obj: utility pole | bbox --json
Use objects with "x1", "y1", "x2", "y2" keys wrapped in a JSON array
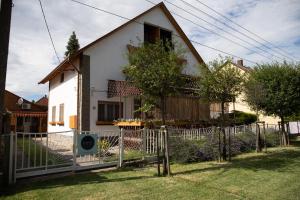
[
  {"x1": 0, "y1": 0, "x2": 13, "y2": 187},
  {"x1": 0, "y1": 0, "x2": 12, "y2": 133}
]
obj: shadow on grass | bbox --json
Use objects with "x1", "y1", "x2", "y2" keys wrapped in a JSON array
[
  {"x1": 173, "y1": 142, "x2": 300, "y2": 176},
  {"x1": 3, "y1": 167, "x2": 159, "y2": 197}
]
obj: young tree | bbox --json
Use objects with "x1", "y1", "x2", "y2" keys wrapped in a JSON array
[
  {"x1": 123, "y1": 41, "x2": 187, "y2": 175},
  {"x1": 123, "y1": 41, "x2": 186, "y2": 125},
  {"x1": 244, "y1": 62, "x2": 300, "y2": 146},
  {"x1": 198, "y1": 56, "x2": 245, "y2": 161},
  {"x1": 65, "y1": 31, "x2": 80, "y2": 57}
]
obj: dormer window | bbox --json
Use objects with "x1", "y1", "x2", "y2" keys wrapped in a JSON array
[{"x1": 60, "y1": 73, "x2": 64, "y2": 83}]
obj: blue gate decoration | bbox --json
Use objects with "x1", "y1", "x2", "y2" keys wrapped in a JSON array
[{"x1": 77, "y1": 134, "x2": 98, "y2": 156}]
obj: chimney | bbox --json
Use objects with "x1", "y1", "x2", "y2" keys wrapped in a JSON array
[{"x1": 237, "y1": 59, "x2": 243, "y2": 66}]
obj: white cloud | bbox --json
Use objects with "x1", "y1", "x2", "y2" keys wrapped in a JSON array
[{"x1": 6, "y1": 0, "x2": 300, "y2": 100}]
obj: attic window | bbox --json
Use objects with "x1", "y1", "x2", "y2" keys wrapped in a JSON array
[
  {"x1": 144, "y1": 24, "x2": 172, "y2": 48},
  {"x1": 60, "y1": 73, "x2": 64, "y2": 83},
  {"x1": 160, "y1": 29, "x2": 172, "y2": 46},
  {"x1": 144, "y1": 24, "x2": 159, "y2": 44}
]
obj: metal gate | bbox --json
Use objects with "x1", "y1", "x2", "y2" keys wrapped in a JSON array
[{"x1": 9, "y1": 129, "x2": 123, "y2": 183}]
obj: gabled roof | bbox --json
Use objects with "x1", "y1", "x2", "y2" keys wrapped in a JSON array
[
  {"x1": 39, "y1": 2, "x2": 205, "y2": 84},
  {"x1": 4, "y1": 90, "x2": 47, "y2": 112},
  {"x1": 231, "y1": 62, "x2": 252, "y2": 72},
  {"x1": 36, "y1": 95, "x2": 48, "y2": 107}
]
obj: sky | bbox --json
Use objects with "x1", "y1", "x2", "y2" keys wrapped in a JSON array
[{"x1": 6, "y1": 0, "x2": 300, "y2": 100}]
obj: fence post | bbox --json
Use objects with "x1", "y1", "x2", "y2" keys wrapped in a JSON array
[
  {"x1": 286, "y1": 122, "x2": 290, "y2": 146},
  {"x1": 118, "y1": 128, "x2": 124, "y2": 168},
  {"x1": 142, "y1": 128, "x2": 146, "y2": 160},
  {"x1": 8, "y1": 132, "x2": 14, "y2": 184},
  {"x1": 156, "y1": 130, "x2": 160, "y2": 176},
  {"x1": 263, "y1": 122, "x2": 267, "y2": 152},
  {"x1": 228, "y1": 127, "x2": 231, "y2": 161},
  {"x1": 163, "y1": 126, "x2": 171, "y2": 176}
]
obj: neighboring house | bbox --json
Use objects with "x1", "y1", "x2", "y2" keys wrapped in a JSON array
[
  {"x1": 4, "y1": 90, "x2": 48, "y2": 132},
  {"x1": 36, "y1": 95, "x2": 48, "y2": 107},
  {"x1": 210, "y1": 59, "x2": 280, "y2": 124},
  {"x1": 39, "y1": 2, "x2": 210, "y2": 133}
]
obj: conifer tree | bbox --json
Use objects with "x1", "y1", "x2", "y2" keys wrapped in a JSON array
[{"x1": 65, "y1": 31, "x2": 80, "y2": 57}]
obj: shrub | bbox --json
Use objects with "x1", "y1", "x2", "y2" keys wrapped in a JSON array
[
  {"x1": 232, "y1": 130, "x2": 256, "y2": 152},
  {"x1": 169, "y1": 137, "x2": 200, "y2": 163},
  {"x1": 168, "y1": 128, "x2": 279, "y2": 164},
  {"x1": 98, "y1": 139, "x2": 110, "y2": 153},
  {"x1": 169, "y1": 132, "x2": 220, "y2": 163},
  {"x1": 265, "y1": 131, "x2": 280, "y2": 147},
  {"x1": 215, "y1": 111, "x2": 257, "y2": 125}
]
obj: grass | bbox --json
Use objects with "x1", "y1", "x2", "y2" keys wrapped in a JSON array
[
  {"x1": 2, "y1": 138, "x2": 300, "y2": 200},
  {"x1": 17, "y1": 138, "x2": 70, "y2": 167}
]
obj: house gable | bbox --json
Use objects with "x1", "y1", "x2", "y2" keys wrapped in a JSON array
[{"x1": 39, "y1": 2, "x2": 204, "y2": 84}]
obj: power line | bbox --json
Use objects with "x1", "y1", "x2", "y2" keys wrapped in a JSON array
[
  {"x1": 193, "y1": 0, "x2": 298, "y2": 61},
  {"x1": 38, "y1": 0, "x2": 60, "y2": 63},
  {"x1": 179, "y1": 0, "x2": 292, "y2": 60},
  {"x1": 163, "y1": 0, "x2": 284, "y2": 62},
  {"x1": 69, "y1": 0, "x2": 258, "y2": 64},
  {"x1": 145, "y1": 0, "x2": 275, "y2": 62}
]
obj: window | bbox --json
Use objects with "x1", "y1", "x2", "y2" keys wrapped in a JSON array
[
  {"x1": 144, "y1": 24, "x2": 159, "y2": 44},
  {"x1": 98, "y1": 101, "x2": 123, "y2": 121},
  {"x1": 59, "y1": 104, "x2": 64, "y2": 122},
  {"x1": 60, "y1": 73, "x2": 64, "y2": 83},
  {"x1": 144, "y1": 24, "x2": 172, "y2": 48},
  {"x1": 160, "y1": 28, "x2": 172, "y2": 49},
  {"x1": 52, "y1": 106, "x2": 56, "y2": 122}
]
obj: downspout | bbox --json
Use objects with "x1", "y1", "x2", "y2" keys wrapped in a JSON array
[
  {"x1": 67, "y1": 55, "x2": 81, "y2": 131},
  {"x1": 77, "y1": 71, "x2": 81, "y2": 131}
]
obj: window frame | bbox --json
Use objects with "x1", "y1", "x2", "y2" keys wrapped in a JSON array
[
  {"x1": 59, "y1": 103, "x2": 64, "y2": 122},
  {"x1": 97, "y1": 101, "x2": 123, "y2": 122},
  {"x1": 51, "y1": 106, "x2": 56, "y2": 122},
  {"x1": 144, "y1": 23, "x2": 173, "y2": 46}
]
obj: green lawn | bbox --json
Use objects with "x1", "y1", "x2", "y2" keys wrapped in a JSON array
[{"x1": 2, "y1": 139, "x2": 300, "y2": 200}]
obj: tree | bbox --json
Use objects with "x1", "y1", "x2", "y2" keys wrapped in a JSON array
[
  {"x1": 198, "y1": 56, "x2": 245, "y2": 161},
  {"x1": 123, "y1": 41, "x2": 187, "y2": 175},
  {"x1": 65, "y1": 31, "x2": 80, "y2": 57},
  {"x1": 244, "y1": 62, "x2": 300, "y2": 146},
  {"x1": 123, "y1": 41, "x2": 186, "y2": 125}
]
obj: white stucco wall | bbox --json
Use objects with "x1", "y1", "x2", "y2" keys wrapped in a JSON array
[
  {"x1": 48, "y1": 68, "x2": 78, "y2": 133},
  {"x1": 228, "y1": 97, "x2": 280, "y2": 124},
  {"x1": 84, "y1": 7, "x2": 202, "y2": 132}
]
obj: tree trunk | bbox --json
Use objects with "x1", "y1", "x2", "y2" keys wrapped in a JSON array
[
  {"x1": 228, "y1": 127, "x2": 232, "y2": 161},
  {"x1": 280, "y1": 116, "x2": 287, "y2": 146},
  {"x1": 256, "y1": 123, "x2": 262, "y2": 152},
  {"x1": 221, "y1": 102, "x2": 226, "y2": 161},
  {"x1": 218, "y1": 129, "x2": 221, "y2": 162},
  {"x1": 160, "y1": 96, "x2": 168, "y2": 175},
  {"x1": 160, "y1": 96, "x2": 166, "y2": 125}
]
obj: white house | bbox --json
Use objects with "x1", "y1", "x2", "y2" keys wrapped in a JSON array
[
  {"x1": 228, "y1": 60, "x2": 280, "y2": 124},
  {"x1": 39, "y1": 2, "x2": 209, "y2": 133},
  {"x1": 210, "y1": 59, "x2": 280, "y2": 124}
]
